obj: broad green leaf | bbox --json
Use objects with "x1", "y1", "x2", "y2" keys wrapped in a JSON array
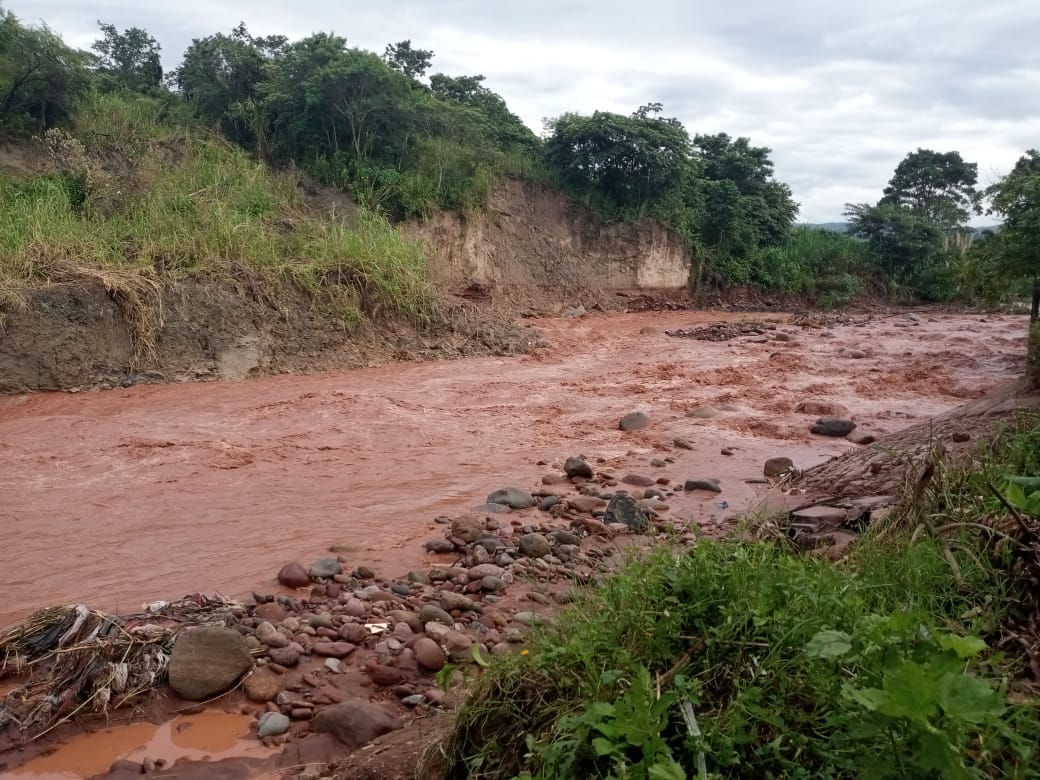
[
  {"x1": 647, "y1": 758, "x2": 687, "y2": 780},
  {"x1": 592, "y1": 736, "x2": 616, "y2": 757},
  {"x1": 936, "y1": 672, "x2": 1005, "y2": 723},
  {"x1": 880, "y1": 661, "x2": 938, "y2": 722},
  {"x1": 806, "y1": 629, "x2": 853, "y2": 659},
  {"x1": 936, "y1": 632, "x2": 987, "y2": 660}
]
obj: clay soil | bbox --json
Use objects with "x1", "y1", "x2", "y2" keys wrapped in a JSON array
[{"x1": 0, "y1": 307, "x2": 1030, "y2": 779}]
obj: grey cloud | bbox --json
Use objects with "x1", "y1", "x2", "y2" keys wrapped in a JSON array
[{"x1": 6, "y1": 0, "x2": 1037, "y2": 222}]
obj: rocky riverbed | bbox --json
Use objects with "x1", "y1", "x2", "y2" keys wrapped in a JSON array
[{"x1": 0, "y1": 308, "x2": 1029, "y2": 778}]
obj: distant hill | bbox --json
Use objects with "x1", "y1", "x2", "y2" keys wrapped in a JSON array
[{"x1": 801, "y1": 222, "x2": 1001, "y2": 236}]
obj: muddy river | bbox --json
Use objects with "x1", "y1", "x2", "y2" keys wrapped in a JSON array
[{"x1": 0, "y1": 310, "x2": 1027, "y2": 628}]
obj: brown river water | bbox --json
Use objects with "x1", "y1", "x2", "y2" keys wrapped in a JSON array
[{"x1": 0, "y1": 310, "x2": 1027, "y2": 631}]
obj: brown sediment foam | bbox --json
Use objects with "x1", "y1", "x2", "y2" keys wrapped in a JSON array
[{"x1": 0, "y1": 311, "x2": 1028, "y2": 626}]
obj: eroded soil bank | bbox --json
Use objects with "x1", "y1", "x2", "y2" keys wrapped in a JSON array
[{"x1": 0, "y1": 309, "x2": 1026, "y2": 629}]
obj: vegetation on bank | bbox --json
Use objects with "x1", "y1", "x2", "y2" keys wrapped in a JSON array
[
  {"x1": 436, "y1": 415, "x2": 1040, "y2": 779},
  {"x1": 3, "y1": 8, "x2": 1039, "y2": 310}
]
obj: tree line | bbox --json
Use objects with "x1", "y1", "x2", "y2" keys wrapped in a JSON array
[{"x1": 1, "y1": 7, "x2": 1037, "y2": 312}]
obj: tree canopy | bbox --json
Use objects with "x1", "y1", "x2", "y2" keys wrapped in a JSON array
[
  {"x1": 91, "y1": 22, "x2": 163, "y2": 92},
  {"x1": 879, "y1": 148, "x2": 981, "y2": 230}
]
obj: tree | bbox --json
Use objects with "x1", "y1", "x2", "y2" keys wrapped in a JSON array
[
  {"x1": 0, "y1": 9, "x2": 90, "y2": 134},
  {"x1": 845, "y1": 201, "x2": 944, "y2": 286},
  {"x1": 429, "y1": 73, "x2": 537, "y2": 154},
  {"x1": 988, "y1": 149, "x2": 1040, "y2": 322},
  {"x1": 91, "y1": 22, "x2": 163, "y2": 92},
  {"x1": 383, "y1": 40, "x2": 433, "y2": 80},
  {"x1": 544, "y1": 109, "x2": 693, "y2": 218},
  {"x1": 175, "y1": 24, "x2": 286, "y2": 151},
  {"x1": 879, "y1": 148, "x2": 981, "y2": 230}
]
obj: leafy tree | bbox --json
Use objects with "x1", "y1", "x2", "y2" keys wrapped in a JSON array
[
  {"x1": 429, "y1": 73, "x2": 538, "y2": 154},
  {"x1": 544, "y1": 109, "x2": 693, "y2": 218},
  {"x1": 988, "y1": 149, "x2": 1040, "y2": 322},
  {"x1": 844, "y1": 202, "x2": 945, "y2": 295},
  {"x1": 175, "y1": 24, "x2": 286, "y2": 151},
  {"x1": 260, "y1": 34, "x2": 412, "y2": 160},
  {"x1": 691, "y1": 133, "x2": 798, "y2": 280},
  {"x1": 0, "y1": 9, "x2": 90, "y2": 134},
  {"x1": 91, "y1": 22, "x2": 163, "y2": 92},
  {"x1": 879, "y1": 148, "x2": 981, "y2": 230},
  {"x1": 383, "y1": 40, "x2": 433, "y2": 80}
]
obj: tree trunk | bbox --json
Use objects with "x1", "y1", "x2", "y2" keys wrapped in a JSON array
[
  {"x1": 1028, "y1": 320, "x2": 1040, "y2": 392},
  {"x1": 1031, "y1": 277, "x2": 1039, "y2": 324}
]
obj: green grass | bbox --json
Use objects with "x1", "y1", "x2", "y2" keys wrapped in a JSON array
[
  {"x1": 0, "y1": 92, "x2": 434, "y2": 344},
  {"x1": 438, "y1": 417, "x2": 1040, "y2": 780}
]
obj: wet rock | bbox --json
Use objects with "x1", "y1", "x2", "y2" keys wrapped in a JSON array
[
  {"x1": 451, "y1": 514, "x2": 483, "y2": 543},
  {"x1": 468, "y1": 564, "x2": 505, "y2": 579},
  {"x1": 604, "y1": 494, "x2": 650, "y2": 532},
  {"x1": 424, "y1": 538, "x2": 456, "y2": 554},
  {"x1": 244, "y1": 669, "x2": 281, "y2": 703},
  {"x1": 621, "y1": 474, "x2": 655, "y2": 487},
  {"x1": 487, "y1": 487, "x2": 536, "y2": 510},
  {"x1": 311, "y1": 700, "x2": 403, "y2": 749},
  {"x1": 312, "y1": 642, "x2": 356, "y2": 659},
  {"x1": 841, "y1": 348, "x2": 867, "y2": 359},
  {"x1": 538, "y1": 496, "x2": 560, "y2": 511},
  {"x1": 568, "y1": 496, "x2": 607, "y2": 516},
  {"x1": 253, "y1": 602, "x2": 289, "y2": 623},
  {"x1": 619, "y1": 411, "x2": 649, "y2": 431},
  {"x1": 277, "y1": 562, "x2": 310, "y2": 589},
  {"x1": 258, "y1": 711, "x2": 291, "y2": 738},
  {"x1": 268, "y1": 646, "x2": 301, "y2": 667},
  {"x1": 549, "y1": 529, "x2": 581, "y2": 546},
  {"x1": 440, "y1": 591, "x2": 478, "y2": 612},
  {"x1": 564, "y1": 457, "x2": 594, "y2": 479},
  {"x1": 951, "y1": 431, "x2": 971, "y2": 443},
  {"x1": 673, "y1": 437, "x2": 694, "y2": 450},
  {"x1": 309, "y1": 558, "x2": 342, "y2": 579},
  {"x1": 482, "y1": 576, "x2": 506, "y2": 593},
  {"x1": 354, "y1": 565, "x2": 375, "y2": 580},
  {"x1": 256, "y1": 621, "x2": 289, "y2": 648},
  {"x1": 518, "y1": 533, "x2": 551, "y2": 558},
  {"x1": 542, "y1": 473, "x2": 570, "y2": 485},
  {"x1": 342, "y1": 598, "x2": 367, "y2": 618},
  {"x1": 475, "y1": 535, "x2": 506, "y2": 554},
  {"x1": 811, "y1": 418, "x2": 857, "y2": 437},
  {"x1": 444, "y1": 630, "x2": 474, "y2": 660},
  {"x1": 686, "y1": 405, "x2": 718, "y2": 419},
  {"x1": 169, "y1": 627, "x2": 253, "y2": 701},
  {"x1": 847, "y1": 431, "x2": 877, "y2": 445},
  {"x1": 764, "y1": 457, "x2": 794, "y2": 477},
  {"x1": 365, "y1": 661, "x2": 407, "y2": 687},
  {"x1": 414, "y1": 637, "x2": 448, "y2": 671},
  {"x1": 684, "y1": 479, "x2": 722, "y2": 493}
]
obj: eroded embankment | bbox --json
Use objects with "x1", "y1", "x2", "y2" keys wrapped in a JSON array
[{"x1": 0, "y1": 309, "x2": 1026, "y2": 628}]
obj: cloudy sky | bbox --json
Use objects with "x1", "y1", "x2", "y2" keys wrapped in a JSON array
[{"x1": 9, "y1": 0, "x2": 1040, "y2": 222}]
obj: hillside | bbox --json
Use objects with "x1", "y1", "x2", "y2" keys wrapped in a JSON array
[{"x1": 0, "y1": 96, "x2": 693, "y2": 393}]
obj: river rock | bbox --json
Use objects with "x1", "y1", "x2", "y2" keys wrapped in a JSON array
[
  {"x1": 255, "y1": 621, "x2": 289, "y2": 648},
  {"x1": 168, "y1": 627, "x2": 253, "y2": 701},
  {"x1": 468, "y1": 563, "x2": 505, "y2": 579},
  {"x1": 253, "y1": 602, "x2": 289, "y2": 623},
  {"x1": 451, "y1": 514, "x2": 483, "y2": 543},
  {"x1": 440, "y1": 591, "x2": 478, "y2": 612},
  {"x1": 841, "y1": 348, "x2": 868, "y2": 359},
  {"x1": 365, "y1": 661, "x2": 407, "y2": 687},
  {"x1": 621, "y1": 473, "x2": 655, "y2": 487},
  {"x1": 257, "y1": 712, "x2": 291, "y2": 738},
  {"x1": 486, "y1": 488, "x2": 536, "y2": 510},
  {"x1": 424, "y1": 538, "x2": 456, "y2": 553},
  {"x1": 311, "y1": 700, "x2": 403, "y2": 748},
  {"x1": 549, "y1": 529, "x2": 581, "y2": 546},
  {"x1": 419, "y1": 604, "x2": 454, "y2": 626},
  {"x1": 568, "y1": 495, "x2": 607, "y2": 513},
  {"x1": 811, "y1": 418, "x2": 857, "y2": 437},
  {"x1": 277, "y1": 562, "x2": 310, "y2": 589},
  {"x1": 673, "y1": 437, "x2": 694, "y2": 450},
  {"x1": 309, "y1": 557, "x2": 342, "y2": 579},
  {"x1": 268, "y1": 646, "x2": 300, "y2": 667},
  {"x1": 413, "y1": 637, "x2": 448, "y2": 671},
  {"x1": 444, "y1": 630, "x2": 474, "y2": 660},
  {"x1": 244, "y1": 669, "x2": 281, "y2": 703},
  {"x1": 313, "y1": 642, "x2": 356, "y2": 658},
  {"x1": 482, "y1": 575, "x2": 506, "y2": 593},
  {"x1": 847, "y1": 431, "x2": 877, "y2": 445},
  {"x1": 563, "y1": 456, "x2": 594, "y2": 478},
  {"x1": 763, "y1": 457, "x2": 794, "y2": 477},
  {"x1": 604, "y1": 494, "x2": 650, "y2": 531},
  {"x1": 518, "y1": 533, "x2": 551, "y2": 558},
  {"x1": 619, "y1": 412, "x2": 649, "y2": 431},
  {"x1": 684, "y1": 479, "x2": 722, "y2": 493}
]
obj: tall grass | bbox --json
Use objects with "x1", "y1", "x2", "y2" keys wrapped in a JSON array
[
  {"x1": 0, "y1": 93, "x2": 434, "y2": 328},
  {"x1": 757, "y1": 226, "x2": 876, "y2": 306}
]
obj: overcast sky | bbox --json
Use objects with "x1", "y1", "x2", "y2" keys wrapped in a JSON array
[{"x1": 9, "y1": 0, "x2": 1040, "y2": 223}]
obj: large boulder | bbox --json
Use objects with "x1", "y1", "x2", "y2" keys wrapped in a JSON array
[
  {"x1": 619, "y1": 412, "x2": 649, "y2": 431},
  {"x1": 312, "y1": 700, "x2": 403, "y2": 749},
  {"x1": 811, "y1": 418, "x2": 857, "y2": 437},
  {"x1": 604, "y1": 494, "x2": 650, "y2": 531},
  {"x1": 168, "y1": 627, "x2": 253, "y2": 700},
  {"x1": 563, "y1": 457, "x2": 594, "y2": 479},
  {"x1": 486, "y1": 487, "x2": 535, "y2": 510}
]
